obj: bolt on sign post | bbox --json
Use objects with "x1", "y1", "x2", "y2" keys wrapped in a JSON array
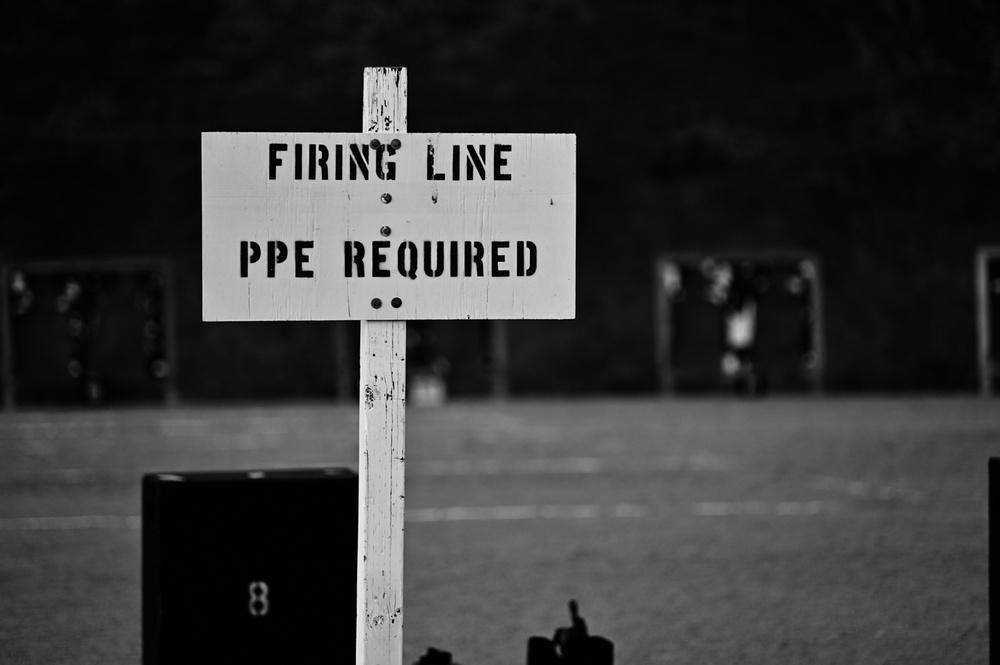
[{"x1": 202, "y1": 67, "x2": 576, "y2": 665}]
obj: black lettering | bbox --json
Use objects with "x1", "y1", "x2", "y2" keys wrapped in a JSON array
[
  {"x1": 492, "y1": 241, "x2": 510, "y2": 277},
  {"x1": 427, "y1": 145, "x2": 445, "y2": 180},
  {"x1": 466, "y1": 145, "x2": 487, "y2": 180},
  {"x1": 518, "y1": 240, "x2": 537, "y2": 276},
  {"x1": 316, "y1": 146, "x2": 329, "y2": 180},
  {"x1": 267, "y1": 241, "x2": 288, "y2": 278},
  {"x1": 268, "y1": 144, "x2": 287, "y2": 180},
  {"x1": 372, "y1": 240, "x2": 390, "y2": 277},
  {"x1": 335, "y1": 144, "x2": 343, "y2": 180},
  {"x1": 398, "y1": 242, "x2": 418, "y2": 280},
  {"x1": 241, "y1": 241, "x2": 261, "y2": 277},
  {"x1": 424, "y1": 241, "x2": 445, "y2": 277},
  {"x1": 294, "y1": 144, "x2": 303, "y2": 180},
  {"x1": 345, "y1": 241, "x2": 365, "y2": 277},
  {"x1": 349, "y1": 144, "x2": 370, "y2": 180},
  {"x1": 465, "y1": 241, "x2": 485, "y2": 277},
  {"x1": 307, "y1": 145, "x2": 329, "y2": 180},
  {"x1": 295, "y1": 241, "x2": 314, "y2": 277},
  {"x1": 452, "y1": 145, "x2": 460, "y2": 181},
  {"x1": 494, "y1": 144, "x2": 512, "y2": 180},
  {"x1": 450, "y1": 241, "x2": 459, "y2": 277},
  {"x1": 376, "y1": 145, "x2": 396, "y2": 181}
]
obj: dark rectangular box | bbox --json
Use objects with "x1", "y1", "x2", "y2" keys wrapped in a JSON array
[
  {"x1": 142, "y1": 468, "x2": 358, "y2": 664},
  {"x1": 992, "y1": 458, "x2": 997, "y2": 665}
]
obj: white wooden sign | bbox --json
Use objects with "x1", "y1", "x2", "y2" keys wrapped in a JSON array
[{"x1": 202, "y1": 132, "x2": 576, "y2": 321}]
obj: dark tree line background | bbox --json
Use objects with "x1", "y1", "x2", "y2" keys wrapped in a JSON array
[{"x1": 1, "y1": 0, "x2": 998, "y2": 399}]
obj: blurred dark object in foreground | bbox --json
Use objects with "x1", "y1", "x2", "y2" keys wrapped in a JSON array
[
  {"x1": 414, "y1": 647, "x2": 459, "y2": 665},
  {"x1": 1, "y1": 258, "x2": 177, "y2": 409},
  {"x1": 990, "y1": 458, "x2": 998, "y2": 660},
  {"x1": 527, "y1": 600, "x2": 614, "y2": 665},
  {"x1": 142, "y1": 467, "x2": 357, "y2": 665}
]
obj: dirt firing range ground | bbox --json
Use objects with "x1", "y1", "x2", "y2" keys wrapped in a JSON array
[{"x1": 0, "y1": 397, "x2": 993, "y2": 664}]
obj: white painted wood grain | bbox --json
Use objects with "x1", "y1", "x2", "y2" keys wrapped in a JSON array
[{"x1": 357, "y1": 66, "x2": 407, "y2": 665}]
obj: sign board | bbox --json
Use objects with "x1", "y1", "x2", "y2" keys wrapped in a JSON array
[{"x1": 202, "y1": 132, "x2": 576, "y2": 321}]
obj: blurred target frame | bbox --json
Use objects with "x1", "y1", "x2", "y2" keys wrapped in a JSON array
[
  {"x1": 977, "y1": 246, "x2": 1000, "y2": 397},
  {"x1": 654, "y1": 251, "x2": 825, "y2": 395},
  {"x1": 1, "y1": 258, "x2": 178, "y2": 409}
]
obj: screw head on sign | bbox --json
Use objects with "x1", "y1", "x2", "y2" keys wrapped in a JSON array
[
  {"x1": 369, "y1": 138, "x2": 381, "y2": 150},
  {"x1": 371, "y1": 298, "x2": 382, "y2": 309},
  {"x1": 391, "y1": 298, "x2": 402, "y2": 308},
  {"x1": 380, "y1": 226, "x2": 391, "y2": 237},
  {"x1": 381, "y1": 193, "x2": 392, "y2": 204},
  {"x1": 390, "y1": 138, "x2": 402, "y2": 150}
]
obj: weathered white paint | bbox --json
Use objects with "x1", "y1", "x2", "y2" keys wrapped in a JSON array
[
  {"x1": 357, "y1": 66, "x2": 407, "y2": 665},
  {"x1": 357, "y1": 319, "x2": 406, "y2": 665},
  {"x1": 201, "y1": 129, "x2": 576, "y2": 321}
]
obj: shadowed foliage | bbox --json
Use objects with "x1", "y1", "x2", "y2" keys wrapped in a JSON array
[{"x1": 1, "y1": 0, "x2": 998, "y2": 397}]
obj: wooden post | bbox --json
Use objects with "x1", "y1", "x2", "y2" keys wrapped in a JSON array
[
  {"x1": 333, "y1": 322, "x2": 353, "y2": 400},
  {"x1": 653, "y1": 256, "x2": 676, "y2": 394},
  {"x1": 978, "y1": 248, "x2": 993, "y2": 397},
  {"x1": 490, "y1": 320, "x2": 510, "y2": 399},
  {"x1": 159, "y1": 259, "x2": 181, "y2": 407},
  {"x1": 804, "y1": 257, "x2": 825, "y2": 394},
  {"x1": 357, "y1": 67, "x2": 407, "y2": 665},
  {"x1": 0, "y1": 267, "x2": 13, "y2": 411}
]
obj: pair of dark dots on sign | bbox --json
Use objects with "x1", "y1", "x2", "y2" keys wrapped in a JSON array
[{"x1": 369, "y1": 138, "x2": 401, "y2": 151}]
